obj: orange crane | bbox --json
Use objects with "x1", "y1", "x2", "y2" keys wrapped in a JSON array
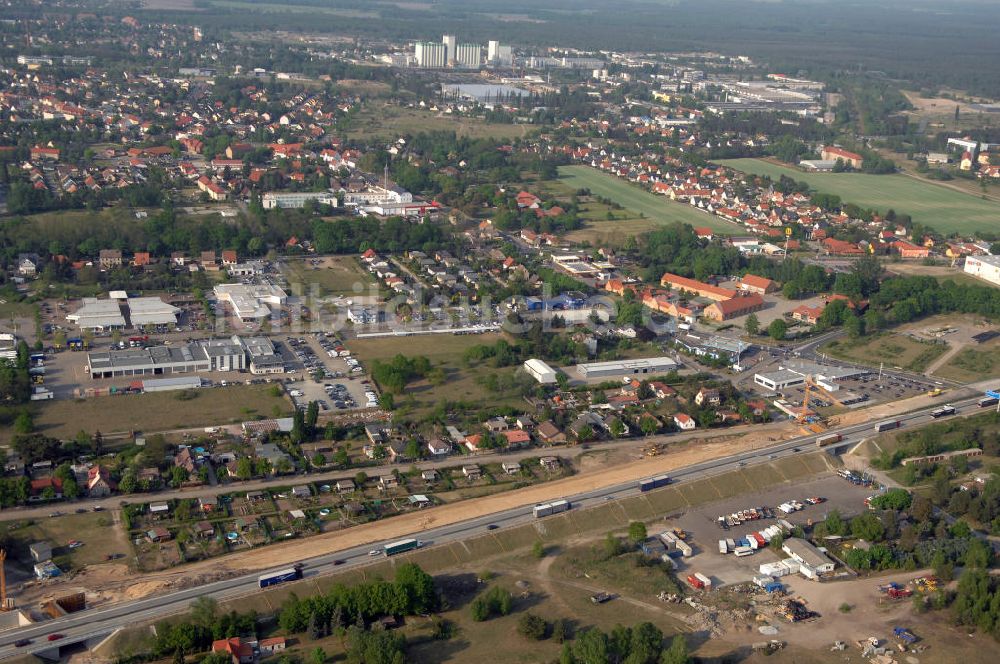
[
  {"x1": 799, "y1": 375, "x2": 846, "y2": 432},
  {"x1": 0, "y1": 548, "x2": 11, "y2": 611}
]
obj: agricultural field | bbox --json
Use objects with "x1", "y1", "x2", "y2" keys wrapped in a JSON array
[
  {"x1": 558, "y1": 165, "x2": 741, "y2": 234},
  {"x1": 719, "y1": 158, "x2": 1000, "y2": 235},
  {"x1": 821, "y1": 333, "x2": 948, "y2": 373},
  {"x1": 348, "y1": 332, "x2": 524, "y2": 418},
  {"x1": 346, "y1": 104, "x2": 532, "y2": 141},
  {"x1": 207, "y1": 0, "x2": 378, "y2": 18},
  {"x1": 280, "y1": 255, "x2": 376, "y2": 297},
  {"x1": 23, "y1": 384, "x2": 292, "y2": 441}
]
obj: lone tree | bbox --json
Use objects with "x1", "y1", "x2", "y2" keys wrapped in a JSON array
[
  {"x1": 745, "y1": 312, "x2": 760, "y2": 336},
  {"x1": 627, "y1": 521, "x2": 648, "y2": 545}
]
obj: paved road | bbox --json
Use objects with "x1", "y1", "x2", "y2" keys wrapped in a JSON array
[
  {"x1": 0, "y1": 390, "x2": 989, "y2": 660},
  {"x1": 0, "y1": 420, "x2": 789, "y2": 522}
]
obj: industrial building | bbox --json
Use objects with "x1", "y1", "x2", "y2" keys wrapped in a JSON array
[
  {"x1": 415, "y1": 41, "x2": 446, "y2": 68},
  {"x1": 454, "y1": 43, "x2": 482, "y2": 68},
  {"x1": 964, "y1": 254, "x2": 1000, "y2": 286},
  {"x1": 781, "y1": 537, "x2": 835, "y2": 575},
  {"x1": 577, "y1": 357, "x2": 677, "y2": 379},
  {"x1": 487, "y1": 41, "x2": 514, "y2": 66},
  {"x1": 754, "y1": 360, "x2": 868, "y2": 392},
  {"x1": 523, "y1": 358, "x2": 558, "y2": 384},
  {"x1": 213, "y1": 283, "x2": 287, "y2": 322},
  {"x1": 67, "y1": 296, "x2": 179, "y2": 332},
  {"x1": 86, "y1": 335, "x2": 282, "y2": 379},
  {"x1": 261, "y1": 191, "x2": 338, "y2": 209}
]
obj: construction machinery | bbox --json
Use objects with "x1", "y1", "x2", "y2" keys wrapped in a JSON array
[
  {"x1": 0, "y1": 549, "x2": 13, "y2": 611},
  {"x1": 799, "y1": 375, "x2": 847, "y2": 434}
]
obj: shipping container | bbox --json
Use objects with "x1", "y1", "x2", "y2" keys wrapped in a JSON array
[
  {"x1": 694, "y1": 573, "x2": 712, "y2": 588},
  {"x1": 533, "y1": 499, "x2": 570, "y2": 518},
  {"x1": 687, "y1": 574, "x2": 705, "y2": 589},
  {"x1": 719, "y1": 539, "x2": 729, "y2": 554},
  {"x1": 676, "y1": 541, "x2": 693, "y2": 557},
  {"x1": 726, "y1": 538, "x2": 736, "y2": 550},
  {"x1": 930, "y1": 405, "x2": 956, "y2": 418},
  {"x1": 735, "y1": 546, "x2": 754, "y2": 557}
]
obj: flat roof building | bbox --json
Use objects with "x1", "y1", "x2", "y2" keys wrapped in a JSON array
[
  {"x1": 577, "y1": 357, "x2": 677, "y2": 379},
  {"x1": 754, "y1": 369, "x2": 806, "y2": 391},
  {"x1": 126, "y1": 297, "x2": 180, "y2": 327},
  {"x1": 262, "y1": 191, "x2": 338, "y2": 209},
  {"x1": 964, "y1": 254, "x2": 1000, "y2": 286},
  {"x1": 67, "y1": 298, "x2": 126, "y2": 331},
  {"x1": 214, "y1": 283, "x2": 287, "y2": 322},
  {"x1": 86, "y1": 335, "x2": 260, "y2": 379},
  {"x1": 781, "y1": 537, "x2": 835, "y2": 574},
  {"x1": 523, "y1": 358, "x2": 558, "y2": 384}
]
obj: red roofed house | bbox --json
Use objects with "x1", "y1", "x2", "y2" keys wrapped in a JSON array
[
  {"x1": 132, "y1": 252, "x2": 151, "y2": 267},
  {"x1": 221, "y1": 250, "x2": 238, "y2": 265},
  {"x1": 821, "y1": 146, "x2": 864, "y2": 169},
  {"x1": 502, "y1": 429, "x2": 531, "y2": 447},
  {"x1": 738, "y1": 274, "x2": 776, "y2": 295},
  {"x1": 516, "y1": 191, "x2": 541, "y2": 209},
  {"x1": 673, "y1": 413, "x2": 696, "y2": 431},
  {"x1": 822, "y1": 237, "x2": 864, "y2": 256},
  {"x1": 792, "y1": 303, "x2": 825, "y2": 325},
  {"x1": 29, "y1": 477, "x2": 63, "y2": 501},
  {"x1": 197, "y1": 176, "x2": 227, "y2": 201},
  {"x1": 893, "y1": 240, "x2": 930, "y2": 260},
  {"x1": 660, "y1": 272, "x2": 737, "y2": 301},
  {"x1": 703, "y1": 294, "x2": 765, "y2": 322},
  {"x1": 30, "y1": 145, "x2": 60, "y2": 161},
  {"x1": 212, "y1": 638, "x2": 254, "y2": 664},
  {"x1": 87, "y1": 466, "x2": 116, "y2": 497}
]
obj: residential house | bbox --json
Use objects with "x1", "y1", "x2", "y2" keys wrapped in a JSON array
[
  {"x1": 258, "y1": 637, "x2": 287, "y2": 657},
  {"x1": 29, "y1": 477, "x2": 63, "y2": 501},
  {"x1": 174, "y1": 447, "x2": 197, "y2": 474},
  {"x1": 199, "y1": 496, "x2": 218, "y2": 512},
  {"x1": 501, "y1": 462, "x2": 522, "y2": 475},
  {"x1": 792, "y1": 304, "x2": 825, "y2": 325},
  {"x1": 99, "y1": 249, "x2": 123, "y2": 269},
  {"x1": 147, "y1": 526, "x2": 172, "y2": 542},
  {"x1": 378, "y1": 475, "x2": 399, "y2": 491},
  {"x1": 502, "y1": 429, "x2": 531, "y2": 448},
  {"x1": 17, "y1": 254, "x2": 39, "y2": 278},
  {"x1": 290, "y1": 485, "x2": 311, "y2": 499},
  {"x1": 421, "y1": 469, "x2": 438, "y2": 483},
  {"x1": 673, "y1": 413, "x2": 696, "y2": 431},
  {"x1": 86, "y1": 466, "x2": 115, "y2": 497},
  {"x1": 336, "y1": 479, "x2": 356, "y2": 493},
  {"x1": 212, "y1": 637, "x2": 254, "y2": 664},
  {"x1": 535, "y1": 421, "x2": 566, "y2": 444},
  {"x1": 462, "y1": 465, "x2": 482, "y2": 481},
  {"x1": 426, "y1": 437, "x2": 451, "y2": 456},
  {"x1": 539, "y1": 456, "x2": 561, "y2": 472},
  {"x1": 650, "y1": 381, "x2": 676, "y2": 399},
  {"x1": 694, "y1": 387, "x2": 721, "y2": 407},
  {"x1": 194, "y1": 521, "x2": 215, "y2": 538}
]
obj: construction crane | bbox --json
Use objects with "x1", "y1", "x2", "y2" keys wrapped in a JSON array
[
  {"x1": 0, "y1": 549, "x2": 12, "y2": 611},
  {"x1": 799, "y1": 375, "x2": 847, "y2": 433}
]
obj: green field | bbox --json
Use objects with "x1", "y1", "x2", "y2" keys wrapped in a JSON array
[
  {"x1": 719, "y1": 158, "x2": 1000, "y2": 235},
  {"x1": 821, "y1": 333, "x2": 948, "y2": 373},
  {"x1": 557, "y1": 165, "x2": 740, "y2": 234},
  {"x1": 349, "y1": 333, "x2": 525, "y2": 418},
  {"x1": 934, "y1": 339, "x2": 1000, "y2": 382},
  {"x1": 281, "y1": 256, "x2": 376, "y2": 297},
  {"x1": 26, "y1": 384, "x2": 292, "y2": 441},
  {"x1": 208, "y1": 0, "x2": 377, "y2": 17},
  {"x1": 347, "y1": 105, "x2": 532, "y2": 141}
]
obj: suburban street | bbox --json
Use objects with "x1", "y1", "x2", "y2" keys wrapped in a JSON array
[{"x1": 0, "y1": 390, "x2": 991, "y2": 660}]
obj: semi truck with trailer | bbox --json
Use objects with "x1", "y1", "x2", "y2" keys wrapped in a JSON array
[
  {"x1": 383, "y1": 538, "x2": 420, "y2": 556},
  {"x1": 638, "y1": 475, "x2": 671, "y2": 492},
  {"x1": 258, "y1": 564, "x2": 304, "y2": 588},
  {"x1": 533, "y1": 499, "x2": 570, "y2": 518}
]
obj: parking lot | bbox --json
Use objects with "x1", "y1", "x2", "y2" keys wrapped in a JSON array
[
  {"x1": 664, "y1": 473, "x2": 875, "y2": 587},
  {"x1": 284, "y1": 334, "x2": 374, "y2": 412}
]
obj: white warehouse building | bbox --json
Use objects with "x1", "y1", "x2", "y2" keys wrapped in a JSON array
[
  {"x1": 262, "y1": 191, "x2": 338, "y2": 209},
  {"x1": 576, "y1": 357, "x2": 677, "y2": 379},
  {"x1": 964, "y1": 254, "x2": 1000, "y2": 286},
  {"x1": 523, "y1": 358, "x2": 558, "y2": 384}
]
